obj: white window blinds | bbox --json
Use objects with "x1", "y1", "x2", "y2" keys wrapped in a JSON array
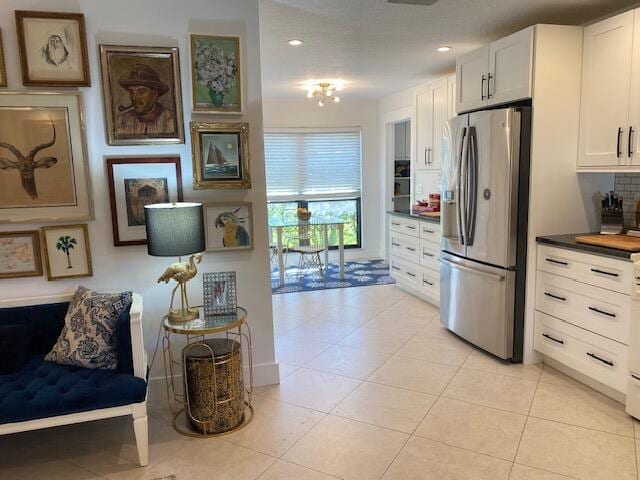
[{"x1": 264, "y1": 129, "x2": 362, "y2": 200}]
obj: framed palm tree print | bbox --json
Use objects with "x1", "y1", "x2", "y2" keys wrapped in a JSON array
[{"x1": 41, "y1": 224, "x2": 92, "y2": 280}]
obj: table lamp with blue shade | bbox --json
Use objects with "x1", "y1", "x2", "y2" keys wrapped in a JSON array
[{"x1": 145, "y1": 202, "x2": 205, "y2": 323}]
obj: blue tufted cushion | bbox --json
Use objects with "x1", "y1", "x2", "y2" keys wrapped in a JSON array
[{"x1": 0, "y1": 356, "x2": 147, "y2": 424}]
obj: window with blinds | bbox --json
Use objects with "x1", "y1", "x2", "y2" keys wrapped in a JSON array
[{"x1": 264, "y1": 129, "x2": 362, "y2": 200}]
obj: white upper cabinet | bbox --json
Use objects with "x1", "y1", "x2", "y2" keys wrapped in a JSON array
[
  {"x1": 447, "y1": 74, "x2": 457, "y2": 118},
  {"x1": 456, "y1": 27, "x2": 534, "y2": 114},
  {"x1": 456, "y1": 45, "x2": 489, "y2": 113},
  {"x1": 578, "y1": 10, "x2": 635, "y2": 168},
  {"x1": 415, "y1": 86, "x2": 434, "y2": 171},
  {"x1": 415, "y1": 77, "x2": 449, "y2": 171},
  {"x1": 628, "y1": 9, "x2": 640, "y2": 166},
  {"x1": 488, "y1": 27, "x2": 534, "y2": 106}
]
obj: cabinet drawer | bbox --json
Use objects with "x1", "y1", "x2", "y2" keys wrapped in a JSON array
[
  {"x1": 390, "y1": 256, "x2": 420, "y2": 288},
  {"x1": 537, "y1": 245, "x2": 632, "y2": 295},
  {"x1": 420, "y1": 222, "x2": 441, "y2": 243},
  {"x1": 536, "y1": 271, "x2": 630, "y2": 345},
  {"x1": 389, "y1": 216, "x2": 420, "y2": 237},
  {"x1": 419, "y1": 267, "x2": 440, "y2": 298},
  {"x1": 534, "y1": 311, "x2": 627, "y2": 393},
  {"x1": 390, "y1": 231, "x2": 420, "y2": 263},
  {"x1": 419, "y1": 239, "x2": 440, "y2": 271}
]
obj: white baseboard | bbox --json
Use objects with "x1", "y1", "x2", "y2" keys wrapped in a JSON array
[{"x1": 146, "y1": 362, "x2": 280, "y2": 403}]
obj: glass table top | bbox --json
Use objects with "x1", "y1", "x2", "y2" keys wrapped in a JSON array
[
  {"x1": 268, "y1": 216, "x2": 346, "y2": 228},
  {"x1": 163, "y1": 307, "x2": 247, "y2": 335}
]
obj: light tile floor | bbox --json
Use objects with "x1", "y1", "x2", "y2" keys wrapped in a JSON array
[{"x1": 2, "y1": 284, "x2": 639, "y2": 479}]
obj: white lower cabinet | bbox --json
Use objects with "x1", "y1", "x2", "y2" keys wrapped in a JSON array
[
  {"x1": 388, "y1": 214, "x2": 441, "y2": 306},
  {"x1": 534, "y1": 244, "x2": 637, "y2": 408}
]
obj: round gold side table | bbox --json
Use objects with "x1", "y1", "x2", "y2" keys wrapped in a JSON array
[{"x1": 161, "y1": 307, "x2": 253, "y2": 437}]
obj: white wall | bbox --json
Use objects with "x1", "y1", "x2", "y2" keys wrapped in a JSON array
[
  {"x1": 0, "y1": 0, "x2": 278, "y2": 388},
  {"x1": 262, "y1": 98, "x2": 382, "y2": 259}
]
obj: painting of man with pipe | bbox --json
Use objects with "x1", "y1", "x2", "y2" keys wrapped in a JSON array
[{"x1": 99, "y1": 45, "x2": 184, "y2": 145}]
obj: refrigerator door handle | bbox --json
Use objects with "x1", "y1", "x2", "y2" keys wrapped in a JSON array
[
  {"x1": 458, "y1": 127, "x2": 469, "y2": 245},
  {"x1": 465, "y1": 126, "x2": 478, "y2": 245},
  {"x1": 440, "y1": 255, "x2": 506, "y2": 282}
]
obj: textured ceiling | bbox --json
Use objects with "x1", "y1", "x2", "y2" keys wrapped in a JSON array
[{"x1": 259, "y1": 0, "x2": 638, "y2": 99}]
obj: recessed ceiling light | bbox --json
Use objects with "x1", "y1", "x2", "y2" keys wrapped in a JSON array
[
  {"x1": 437, "y1": 46, "x2": 452, "y2": 52},
  {"x1": 288, "y1": 39, "x2": 303, "y2": 46}
]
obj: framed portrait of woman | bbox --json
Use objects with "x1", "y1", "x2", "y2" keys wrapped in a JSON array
[{"x1": 15, "y1": 11, "x2": 90, "y2": 86}]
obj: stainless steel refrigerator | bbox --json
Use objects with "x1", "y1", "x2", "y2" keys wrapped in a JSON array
[{"x1": 440, "y1": 107, "x2": 531, "y2": 361}]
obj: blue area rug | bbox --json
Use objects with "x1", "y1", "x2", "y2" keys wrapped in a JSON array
[{"x1": 271, "y1": 259, "x2": 395, "y2": 294}]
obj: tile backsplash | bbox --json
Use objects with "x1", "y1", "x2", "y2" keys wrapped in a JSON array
[{"x1": 614, "y1": 173, "x2": 640, "y2": 228}]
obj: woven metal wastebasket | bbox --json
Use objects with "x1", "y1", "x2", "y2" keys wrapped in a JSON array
[{"x1": 183, "y1": 338, "x2": 244, "y2": 434}]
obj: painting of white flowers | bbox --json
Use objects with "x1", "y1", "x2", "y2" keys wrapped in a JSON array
[
  {"x1": 41, "y1": 224, "x2": 92, "y2": 281},
  {"x1": 190, "y1": 34, "x2": 241, "y2": 113}
]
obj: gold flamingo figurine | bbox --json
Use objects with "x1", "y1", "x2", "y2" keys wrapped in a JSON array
[{"x1": 158, "y1": 253, "x2": 202, "y2": 322}]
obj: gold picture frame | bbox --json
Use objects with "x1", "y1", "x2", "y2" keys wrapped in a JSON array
[
  {"x1": 190, "y1": 34, "x2": 242, "y2": 114},
  {"x1": 0, "y1": 230, "x2": 42, "y2": 279},
  {"x1": 15, "y1": 10, "x2": 90, "y2": 87},
  {"x1": 191, "y1": 122, "x2": 251, "y2": 189},
  {"x1": 0, "y1": 29, "x2": 7, "y2": 88},
  {"x1": 41, "y1": 224, "x2": 92, "y2": 281},
  {"x1": 99, "y1": 44, "x2": 185, "y2": 146},
  {"x1": 0, "y1": 91, "x2": 93, "y2": 224}
]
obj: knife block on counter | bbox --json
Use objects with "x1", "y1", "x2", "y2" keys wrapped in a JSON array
[{"x1": 601, "y1": 207, "x2": 624, "y2": 235}]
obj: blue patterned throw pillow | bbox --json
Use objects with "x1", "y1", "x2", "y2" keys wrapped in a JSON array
[{"x1": 45, "y1": 286, "x2": 132, "y2": 370}]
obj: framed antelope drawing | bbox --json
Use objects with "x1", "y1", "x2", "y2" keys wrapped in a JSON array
[{"x1": 0, "y1": 92, "x2": 92, "y2": 223}]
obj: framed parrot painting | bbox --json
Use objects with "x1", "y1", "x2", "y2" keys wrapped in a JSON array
[{"x1": 203, "y1": 202, "x2": 253, "y2": 252}]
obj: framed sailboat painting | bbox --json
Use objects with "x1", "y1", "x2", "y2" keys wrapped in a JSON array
[{"x1": 190, "y1": 122, "x2": 251, "y2": 189}]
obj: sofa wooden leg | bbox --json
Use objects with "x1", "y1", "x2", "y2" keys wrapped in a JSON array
[{"x1": 132, "y1": 407, "x2": 149, "y2": 467}]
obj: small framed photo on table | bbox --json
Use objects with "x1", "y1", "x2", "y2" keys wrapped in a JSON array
[
  {"x1": 41, "y1": 224, "x2": 92, "y2": 281},
  {"x1": 0, "y1": 231, "x2": 42, "y2": 279},
  {"x1": 203, "y1": 272, "x2": 237, "y2": 316}
]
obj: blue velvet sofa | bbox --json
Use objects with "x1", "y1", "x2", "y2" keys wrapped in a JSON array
[{"x1": 0, "y1": 293, "x2": 149, "y2": 466}]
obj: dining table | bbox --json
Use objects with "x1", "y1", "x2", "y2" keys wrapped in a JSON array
[{"x1": 268, "y1": 217, "x2": 346, "y2": 287}]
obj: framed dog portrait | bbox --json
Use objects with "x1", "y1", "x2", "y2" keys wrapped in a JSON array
[
  {"x1": 191, "y1": 122, "x2": 251, "y2": 189},
  {"x1": 203, "y1": 271, "x2": 237, "y2": 316},
  {"x1": 0, "y1": 231, "x2": 42, "y2": 279},
  {"x1": 41, "y1": 224, "x2": 92, "y2": 281},
  {"x1": 190, "y1": 34, "x2": 242, "y2": 114},
  {"x1": 15, "y1": 11, "x2": 90, "y2": 86},
  {"x1": 204, "y1": 202, "x2": 253, "y2": 252},
  {"x1": 0, "y1": 29, "x2": 7, "y2": 88},
  {"x1": 106, "y1": 156, "x2": 184, "y2": 246},
  {"x1": 0, "y1": 91, "x2": 92, "y2": 224},
  {"x1": 99, "y1": 45, "x2": 185, "y2": 146}
]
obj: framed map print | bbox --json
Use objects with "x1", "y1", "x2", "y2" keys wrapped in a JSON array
[
  {"x1": 0, "y1": 231, "x2": 42, "y2": 279},
  {"x1": 15, "y1": 11, "x2": 90, "y2": 86},
  {"x1": 0, "y1": 92, "x2": 92, "y2": 223},
  {"x1": 106, "y1": 156, "x2": 184, "y2": 246}
]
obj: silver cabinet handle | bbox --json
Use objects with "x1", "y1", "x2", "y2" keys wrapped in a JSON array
[
  {"x1": 423, "y1": 229, "x2": 435, "y2": 234},
  {"x1": 406, "y1": 225, "x2": 416, "y2": 230},
  {"x1": 392, "y1": 266, "x2": 401, "y2": 271},
  {"x1": 392, "y1": 242, "x2": 401, "y2": 247},
  {"x1": 424, "y1": 147, "x2": 428, "y2": 166},
  {"x1": 406, "y1": 247, "x2": 416, "y2": 252},
  {"x1": 392, "y1": 222, "x2": 401, "y2": 226},
  {"x1": 423, "y1": 251, "x2": 435, "y2": 257},
  {"x1": 406, "y1": 272, "x2": 416, "y2": 278}
]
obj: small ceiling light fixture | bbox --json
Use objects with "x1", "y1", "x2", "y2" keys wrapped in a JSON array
[
  {"x1": 437, "y1": 45, "x2": 452, "y2": 52},
  {"x1": 306, "y1": 82, "x2": 341, "y2": 106},
  {"x1": 288, "y1": 39, "x2": 303, "y2": 46}
]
